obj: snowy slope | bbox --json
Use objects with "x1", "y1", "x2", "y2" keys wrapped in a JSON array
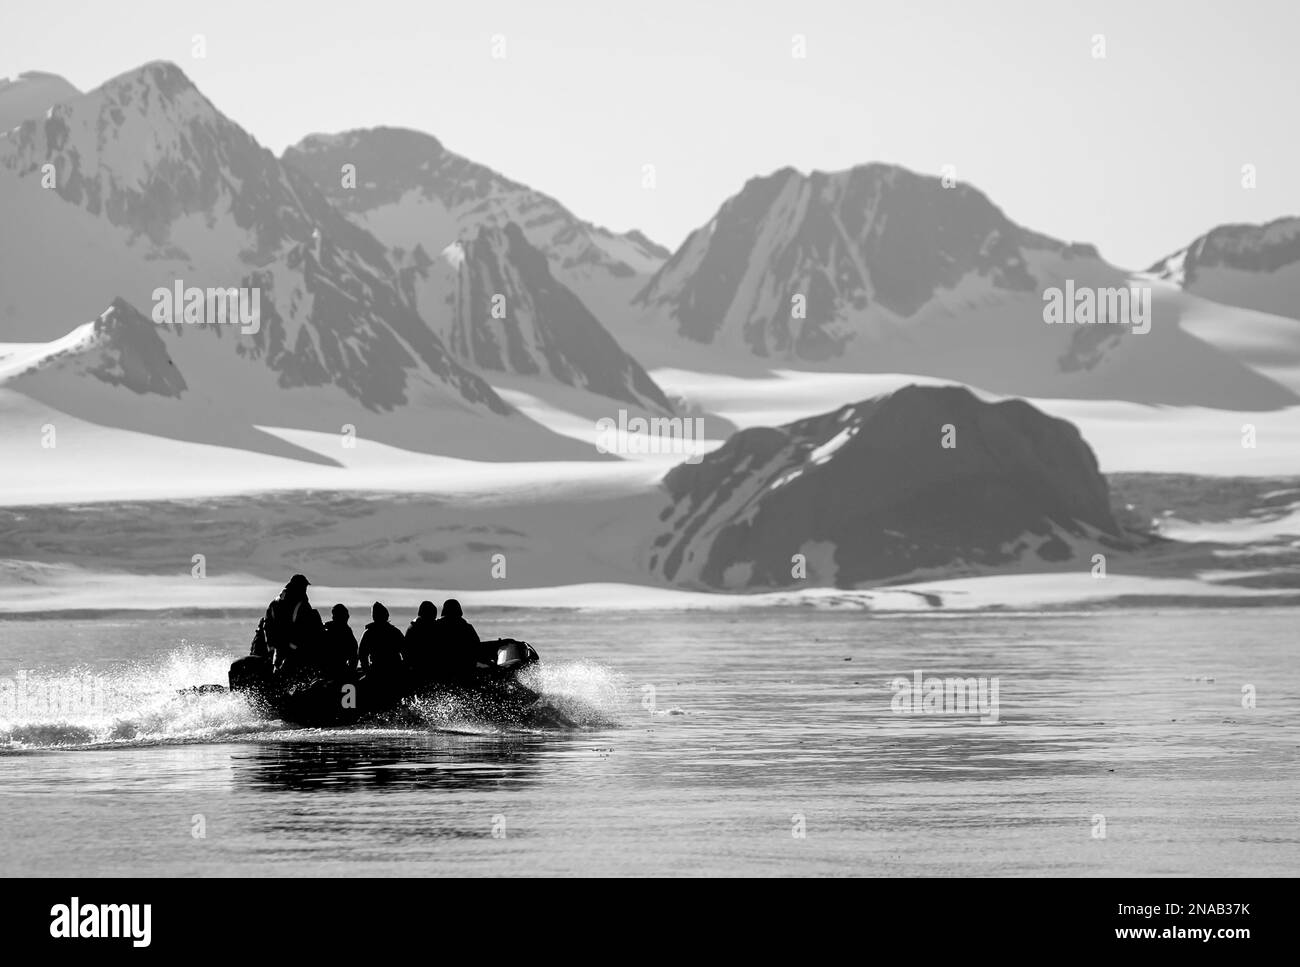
[
  {"x1": 3, "y1": 294, "x2": 599, "y2": 464},
  {"x1": 0, "y1": 62, "x2": 396, "y2": 336},
  {"x1": 0, "y1": 166, "x2": 173, "y2": 339},
  {"x1": 646, "y1": 367, "x2": 1300, "y2": 476},
  {"x1": 627, "y1": 164, "x2": 1296, "y2": 410},
  {"x1": 1147, "y1": 218, "x2": 1300, "y2": 393},
  {"x1": 633, "y1": 165, "x2": 1094, "y2": 353},
  {"x1": 5, "y1": 298, "x2": 187, "y2": 397},
  {"x1": 0, "y1": 61, "x2": 550, "y2": 435},
  {"x1": 1149, "y1": 216, "x2": 1300, "y2": 319}
]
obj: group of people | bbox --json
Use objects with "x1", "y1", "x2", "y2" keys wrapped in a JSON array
[{"x1": 249, "y1": 574, "x2": 484, "y2": 687}]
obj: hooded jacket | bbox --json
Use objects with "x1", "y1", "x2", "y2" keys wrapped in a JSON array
[
  {"x1": 358, "y1": 603, "x2": 405, "y2": 677},
  {"x1": 323, "y1": 616, "x2": 359, "y2": 676},
  {"x1": 404, "y1": 601, "x2": 440, "y2": 678},
  {"x1": 434, "y1": 599, "x2": 481, "y2": 680},
  {"x1": 265, "y1": 586, "x2": 323, "y2": 674}
]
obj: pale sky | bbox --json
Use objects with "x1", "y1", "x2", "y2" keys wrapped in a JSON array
[{"x1": 3, "y1": 0, "x2": 1297, "y2": 269}]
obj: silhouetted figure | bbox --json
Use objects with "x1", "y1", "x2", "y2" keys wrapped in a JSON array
[
  {"x1": 435, "y1": 598, "x2": 481, "y2": 682},
  {"x1": 263, "y1": 574, "x2": 323, "y2": 679},
  {"x1": 358, "y1": 602, "x2": 405, "y2": 679},
  {"x1": 323, "y1": 603, "x2": 359, "y2": 678},
  {"x1": 249, "y1": 616, "x2": 271, "y2": 660},
  {"x1": 404, "y1": 600, "x2": 440, "y2": 681}
]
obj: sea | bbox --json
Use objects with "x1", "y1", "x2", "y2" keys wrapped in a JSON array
[{"x1": 0, "y1": 608, "x2": 1296, "y2": 876}]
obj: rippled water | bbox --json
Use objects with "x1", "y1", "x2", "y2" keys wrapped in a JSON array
[{"x1": 0, "y1": 609, "x2": 1296, "y2": 876}]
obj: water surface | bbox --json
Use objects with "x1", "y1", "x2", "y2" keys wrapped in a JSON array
[{"x1": 0, "y1": 609, "x2": 1295, "y2": 876}]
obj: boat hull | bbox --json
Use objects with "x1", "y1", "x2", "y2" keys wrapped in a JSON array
[{"x1": 227, "y1": 639, "x2": 541, "y2": 728}]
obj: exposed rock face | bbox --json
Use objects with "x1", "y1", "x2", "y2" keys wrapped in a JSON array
[
  {"x1": 399, "y1": 223, "x2": 673, "y2": 411},
  {"x1": 1149, "y1": 217, "x2": 1300, "y2": 321},
  {"x1": 634, "y1": 164, "x2": 1100, "y2": 360},
  {"x1": 0, "y1": 70, "x2": 80, "y2": 132},
  {"x1": 243, "y1": 232, "x2": 510, "y2": 413},
  {"x1": 1152, "y1": 217, "x2": 1300, "y2": 282},
  {"x1": 0, "y1": 62, "x2": 378, "y2": 266},
  {"x1": 0, "y1": 62, "x2": 511, "y2": 416},
  {"x1": 649, "y1": 384, "x2": 1126, "y2": 589},
  {"x1": 25, "y1": 298, "x2": 188, "y2": 397},
  {"x1": 627, "y1": 163, "x2": 1297, "y2": 411},
  {"x1": 282, "y1": 127, "x2": 667, "y2": 313}
]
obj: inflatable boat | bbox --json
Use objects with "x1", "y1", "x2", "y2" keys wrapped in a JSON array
[{"x1": 222, "y1": 638, "x2": 542, "y2": 728}]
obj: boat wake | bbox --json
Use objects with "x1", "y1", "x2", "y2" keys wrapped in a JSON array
[{"x1": 1, "y1": 645, "x2": 631, "y2": 750}]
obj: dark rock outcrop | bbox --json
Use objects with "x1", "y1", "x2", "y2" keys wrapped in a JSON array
[
  {"x1": 34, "y1": 297, "x2": 188, "y2": 397},
  {"x1": 650, "y1": 384, "x2": 1126, "y2": 589}
]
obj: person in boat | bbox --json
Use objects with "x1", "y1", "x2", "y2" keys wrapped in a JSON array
[
  {"x1": 403, "y1": 600, "x2": 440, "y2": 682},
  {"x1": 323, "y1": 603, "x2": 359, "y2": 678},
  {"x1": 435, "y1": 598, "x2": 481, "y2": 682},
  {"x1": 249, "y1": 616, "x2": 271, "y2": 661},
  {"x1": 264, "y1": 574, "x2": 324, "y2": 680},
  {"x1": 358, "y1": 602, "x2": 406, "y2": 681}
]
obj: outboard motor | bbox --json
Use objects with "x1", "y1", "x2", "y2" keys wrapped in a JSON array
[{"x1": 492, "y1": 639, "x2": 540, "y2": 671}]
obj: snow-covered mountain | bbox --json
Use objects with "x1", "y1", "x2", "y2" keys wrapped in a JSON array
[
  {"x1": 648, "y1": 384, "x2": 1134, "y2": 590},
  {"x1": 4, "y1": 284, "x2": 604, "y2": 464},
  {"x1": 0, "y1": 61, "x2": 544, "y2": 438},
  {"x1": 0, "y1": 61, "x2": 385, "y2": 308},
  {"x1": 0, "y1": 70, "x2": 80, "y2": 133},
  {"x1": 1146, "y1": 218, "x2": 1300, "y2": 394},
  {"x1": 635, "y1": 164, "x2": 1094, "y2": 355},
  {"x1": 627, "y1": 164, "x2": 1296, "y2": 410},
  {"x1": 245, "y1": 230, "x2": 511, "y2": 414},
  {"x1": 281, "y1": 127, "x2": 667, "y2": 322},
  {"x1": 398, "y1": 223, "x2": 673, "y2": 412},
  {"x1": 1149, "y1": 217, "x2": 1300, "y2": 321},
  {"x1": 0, "y1": 62, "x2": 680, "y2": 439}
]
